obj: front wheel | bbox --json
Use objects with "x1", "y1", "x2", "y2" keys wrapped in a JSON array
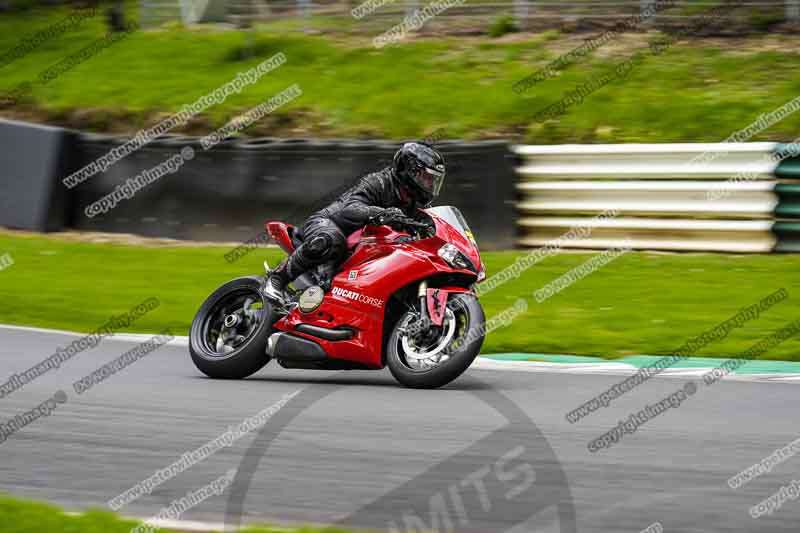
[
  {"x1": 189, "y1": 276, "x2": 275, "y2": 379},
  {"x1": 386, "y1": 293, "x2": 485, "y2": 389}
]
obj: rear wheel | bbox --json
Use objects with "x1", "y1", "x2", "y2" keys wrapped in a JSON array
[
  {"x1": 189, "y1": 276, "x2": 275, "y2": 379},
  {"x1": 386, "y1": 293, "x2": 485, "y2": 389}
]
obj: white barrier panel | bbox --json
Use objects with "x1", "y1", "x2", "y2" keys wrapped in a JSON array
[{"x1": 513, "y1": 143, "x2": 780, "y2": 252}]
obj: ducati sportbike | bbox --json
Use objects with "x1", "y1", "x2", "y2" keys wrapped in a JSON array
[{"x1": 189, "y1": 206, "x2": 486, "y2": 389}]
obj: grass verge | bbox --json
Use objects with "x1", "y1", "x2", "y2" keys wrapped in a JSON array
[
  {"x1": 0, "y1": 494, "x2": 352, "y2": 533},
  {"x1": 1, "y1": 8, "x2": 800, "y2": 142},
  {"x1": 0, "y1": 231, "x2": 798, "y2": 360}
]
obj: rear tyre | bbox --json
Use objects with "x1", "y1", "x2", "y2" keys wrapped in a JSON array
[
  {"x1": 386, "y1": 293, "x2": 485, "y2": 389},
  {"x1": 189, "y1": 276, "x2": 275, "y2": 379}
]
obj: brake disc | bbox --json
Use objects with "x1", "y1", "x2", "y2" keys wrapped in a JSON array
[{"x1": 401, "y1": 308, "x2": 457, "y2": 369}]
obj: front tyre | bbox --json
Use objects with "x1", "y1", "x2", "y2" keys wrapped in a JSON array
[
  {"x1": 190, "y1": 276, "x2": 275, "y2": 379},
  {"x1": 386, "y1": 293, "x2": 485, "y2": 389}
]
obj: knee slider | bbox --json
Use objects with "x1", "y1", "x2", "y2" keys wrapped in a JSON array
[{"x1": 306, "y1": 234, "x2": 333, "y2": 259}]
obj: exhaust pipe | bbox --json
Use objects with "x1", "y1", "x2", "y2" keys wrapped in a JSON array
[
  {"x1": 266, "y1": 332, "x2": 281, "y2": 357},
  {"x1": 265, "y1": 332, "x2": 327, "y2": 361}
]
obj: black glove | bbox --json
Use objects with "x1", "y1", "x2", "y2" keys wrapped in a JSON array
[
  {"x1": 372, "y1": 207, "x2": 407, "y2": 227},
  {"x1": 372, "y1": 208, "x2": 435, "y2": 237},
  {"x1": 418, "y1": 218, "x2": 436, "y2": 237}
]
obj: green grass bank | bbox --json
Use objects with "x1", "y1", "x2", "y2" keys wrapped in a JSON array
[{"x1": 1, "y1": 8, "x2": 800, "y2": 142}]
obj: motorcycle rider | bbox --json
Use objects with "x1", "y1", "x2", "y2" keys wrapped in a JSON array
[{"x1": 263, "y1": 141, "x2": 446, "y2": 304}]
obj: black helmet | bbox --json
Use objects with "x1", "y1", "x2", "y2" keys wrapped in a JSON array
[{"x1": 392, "y1": 142, "x2": 446, "y2": 207}]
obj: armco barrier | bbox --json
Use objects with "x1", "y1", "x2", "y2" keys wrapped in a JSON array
[
  {"x1": 68, "y1": 134, "x2": 516, "y2": 249},
  {"x1": 0, "y1": 119, "x2": 78, "y2": 232},
  {"x1": 2, "y1": 116, "x2": 797, "y2": 255},
  {"x1": 513, "y1": 142, "x2": 800, "y2": 253}
]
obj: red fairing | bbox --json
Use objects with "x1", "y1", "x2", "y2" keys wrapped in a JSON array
[
  {"x1": 266, "y1": 222, "x2": 296, "y2": 254},
  {"x1": 427, "y1": 211, "x2": 482, "y2": 273},
  {"x1": 346, "y1": 228, "x2": 363, "y2": 250},
  {"x1": 272, "y1": 208, "x2": 481, "y2": 368}
]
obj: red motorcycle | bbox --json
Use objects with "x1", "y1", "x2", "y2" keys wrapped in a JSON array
[{"x1": 189, "y1": 206, "x2": 486, "y2": 389}]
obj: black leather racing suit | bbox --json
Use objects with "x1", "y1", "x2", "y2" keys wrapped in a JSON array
[{"x1": 274, "y1": 167, "x2": 418, "y2": 283}]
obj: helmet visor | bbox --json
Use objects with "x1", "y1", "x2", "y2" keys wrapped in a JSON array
[{"x1": 412, "y1": 164, "x2": 445, "y2": 198}]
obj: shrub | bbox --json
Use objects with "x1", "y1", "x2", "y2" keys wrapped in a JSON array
[{"x1": 488, "y1": 15, "x2": 517, "y2": 38}]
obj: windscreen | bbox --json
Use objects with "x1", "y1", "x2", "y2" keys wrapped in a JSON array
[{"x1": 426, "y1": 206, "x2": 477, "y2": 247}]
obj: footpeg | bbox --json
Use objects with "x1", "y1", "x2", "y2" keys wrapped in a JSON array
[{"x1": 263, "y1": 282, "x2": 286, "y2": 306}]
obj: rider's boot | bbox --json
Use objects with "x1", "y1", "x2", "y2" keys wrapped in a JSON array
[{"x1": 264, "y1": 260, "x2": 291, "y2": 305}]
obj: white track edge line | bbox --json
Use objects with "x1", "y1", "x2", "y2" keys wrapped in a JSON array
[
  {"x1": 63, "y1": 511, "x2": 308, "y2": 532},
  {"x1": 2, "y1": 323, "x2": 799, "y2": 382}
]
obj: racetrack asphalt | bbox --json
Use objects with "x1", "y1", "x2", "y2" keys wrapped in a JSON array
[{"x1": 1, "y1": 326, "x2": 799, "y2": 532}]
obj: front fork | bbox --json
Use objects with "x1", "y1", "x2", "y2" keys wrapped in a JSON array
[
  {"x1": 403, "y1": 283, "x2": 468, "y2": 346},
  {"x1": 418, "y1": 280, "x2": 429, "y2": 325},
  {"x1": 418, "y1": 280, "x2": 452, "y2": 328},
  {"x1": 404, "y1": 280, "x2": 438, "y2": 348}
]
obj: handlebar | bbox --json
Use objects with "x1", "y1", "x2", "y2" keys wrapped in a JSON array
[
  {"x1": 401, "y1": 219, "x2": 431, "y2": 230},
  {"x1": 371, "y1": 218, "x2": 434, "y2": 240},
  {"x1": 398, "y1": 218, "x2": 435, "y2": 238},
  {"x1": 369, "y1": 209, "x2": 436, "y2": 240}
]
